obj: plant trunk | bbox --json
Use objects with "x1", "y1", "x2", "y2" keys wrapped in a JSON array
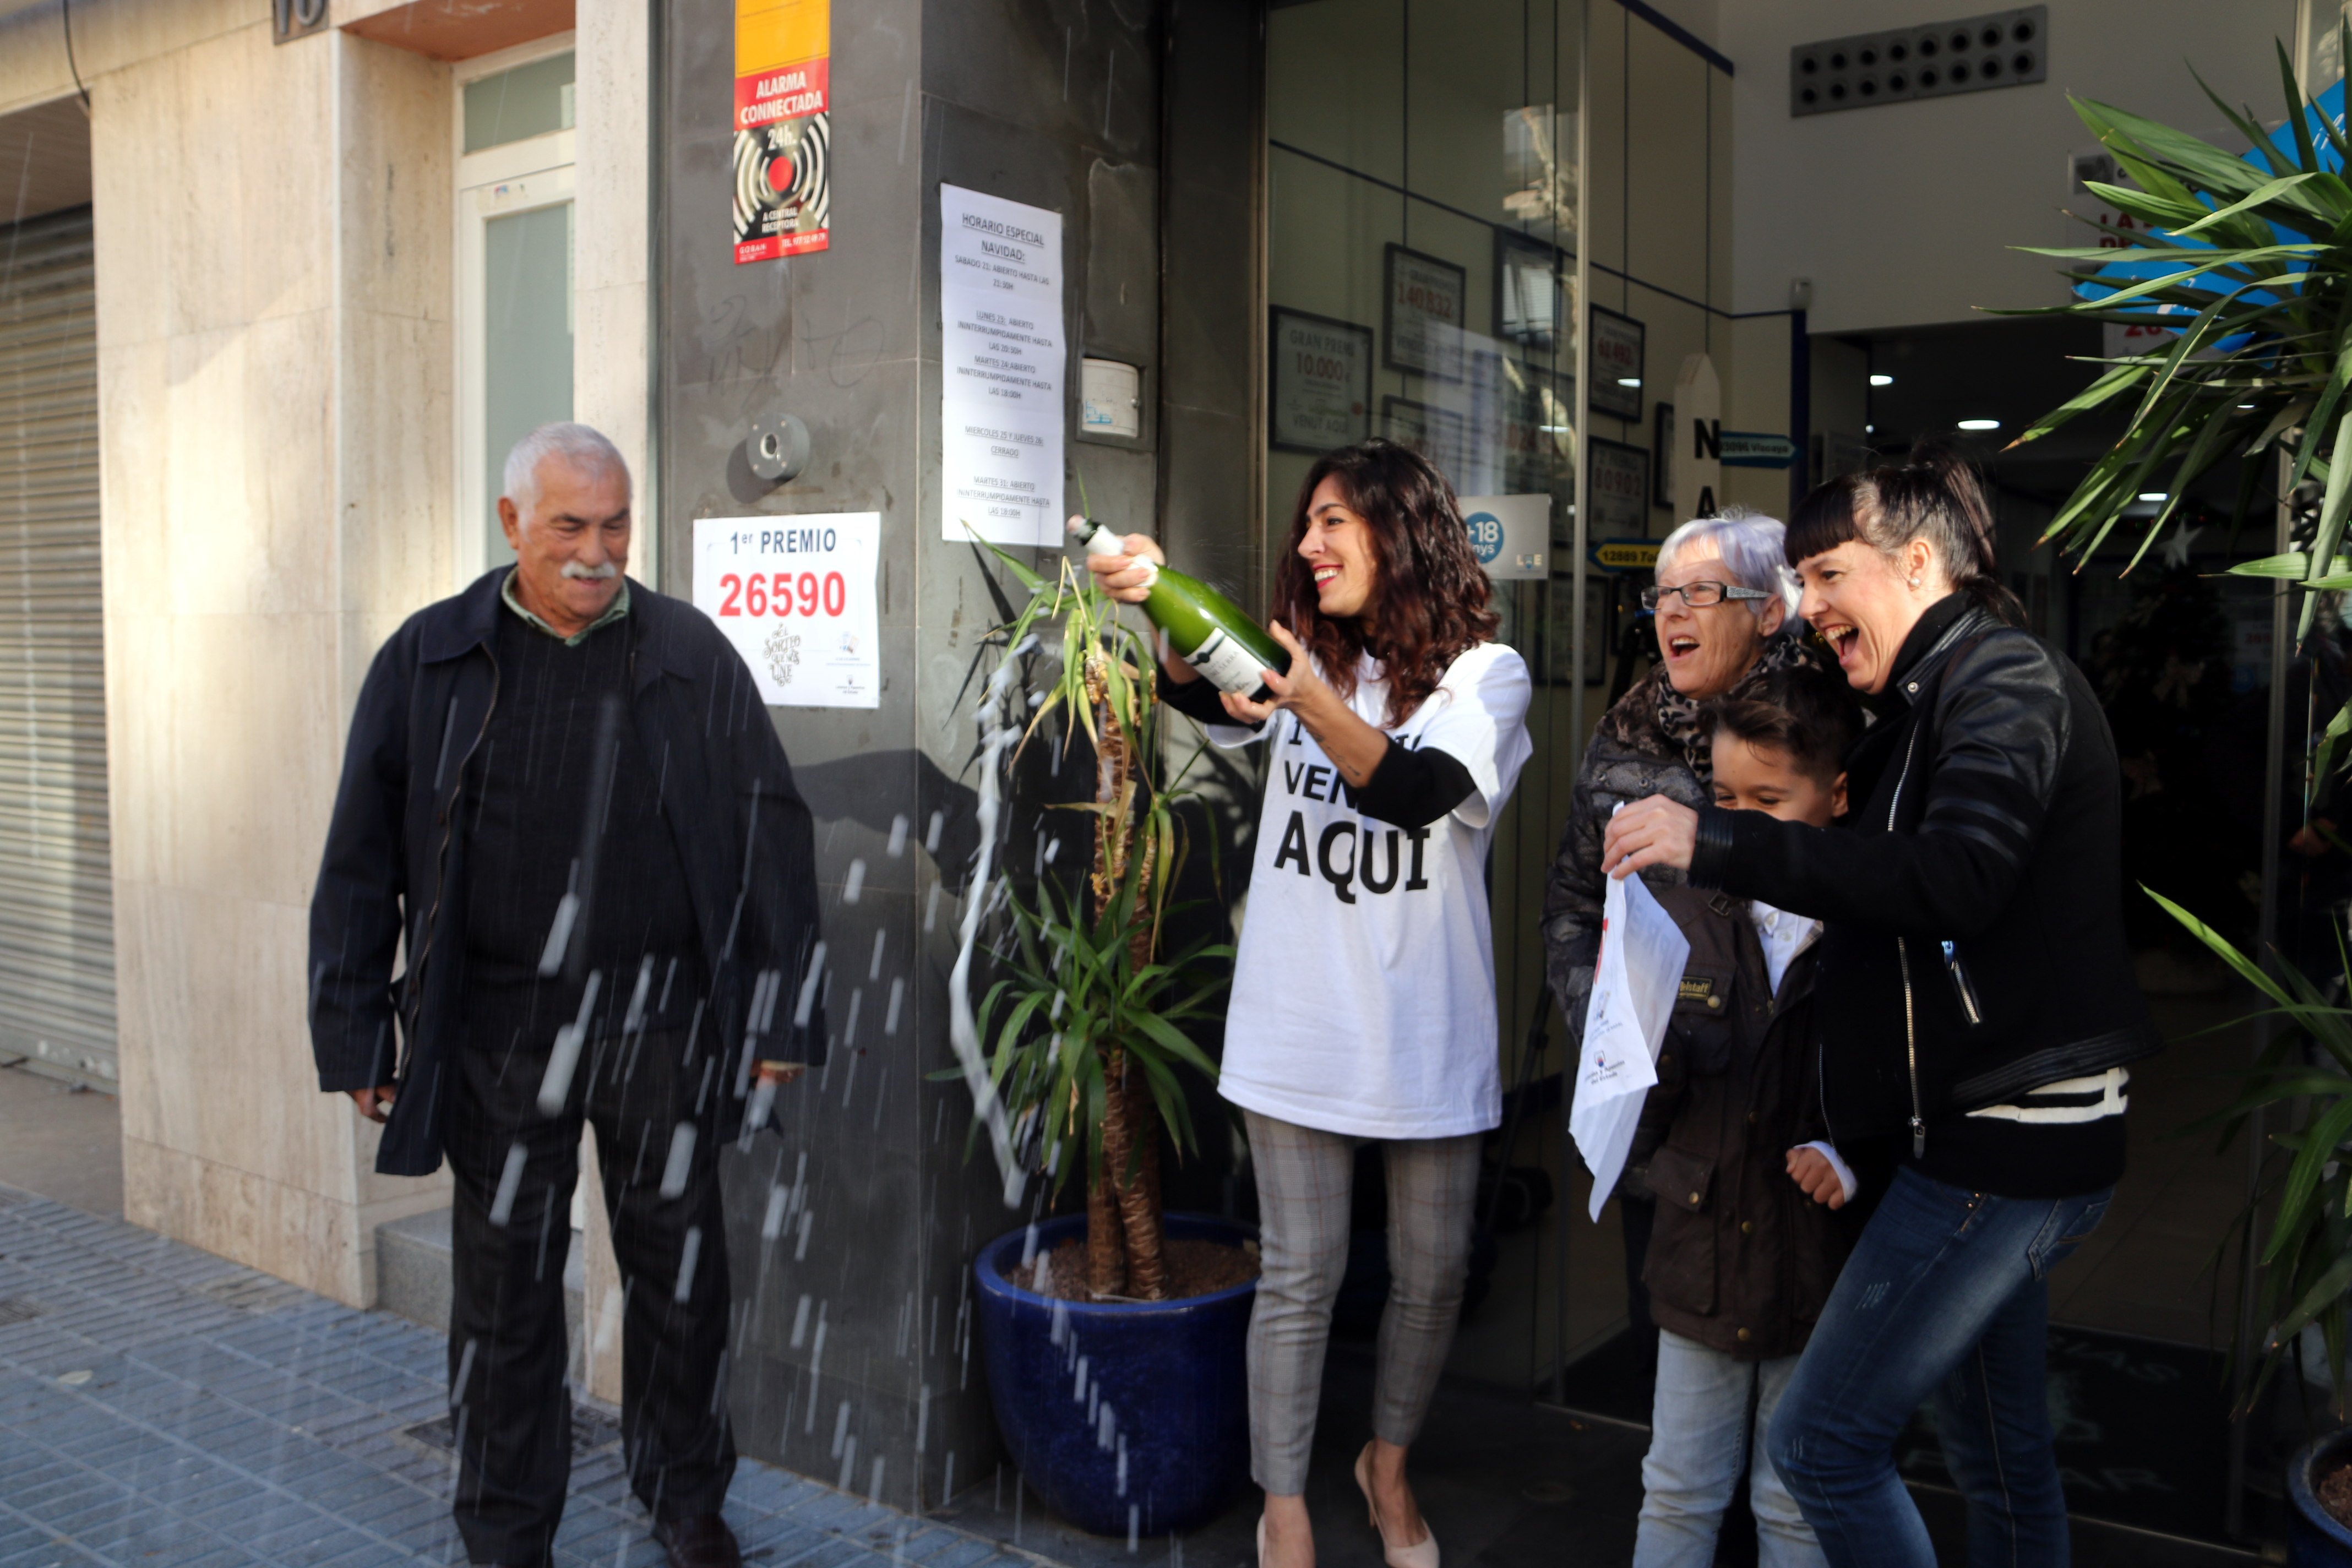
[
  {"x1": 1113, "y1": 1052, "x2": 1167, "y2": 1298},
  {"x1": 1085, "y1": 1118, "x2": 1128, "y2": 1298},
  {"x1": 1077, "y1": 648, "x2": 1169, "y2": 1300}
]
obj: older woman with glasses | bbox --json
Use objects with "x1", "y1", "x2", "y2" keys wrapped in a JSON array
[{"x1": 1541, "y1": 508, "x2": 1826, "y2": 1371}]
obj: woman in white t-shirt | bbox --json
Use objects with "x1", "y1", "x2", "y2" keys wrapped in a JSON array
[{"x1": 1088, "y1": 439, "x2": 1532, "y2": 1568}]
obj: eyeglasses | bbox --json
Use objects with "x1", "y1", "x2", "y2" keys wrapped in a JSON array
[{"x1": 1641, "y1": 580, "x2": 1774, "y2": 610}]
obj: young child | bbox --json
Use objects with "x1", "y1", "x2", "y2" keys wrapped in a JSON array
[{"x1": 1628, "y1": 663, "x2": 1861, "y2": 1568}]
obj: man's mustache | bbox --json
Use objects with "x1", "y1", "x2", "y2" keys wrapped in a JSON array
[{"x1": 561, "y1": 560, "x2": 619, "y2": 581}]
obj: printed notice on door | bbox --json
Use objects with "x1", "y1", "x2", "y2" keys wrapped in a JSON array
[
  {"x1": 693, "y1": 514, "x2": 879, "y2": 709},
  {"x1": 733, "y1": 0, "x2": 831, "y2": 263},
  {"x1": 939, "y1": 184, "x2": 1065, "y2": 545}
]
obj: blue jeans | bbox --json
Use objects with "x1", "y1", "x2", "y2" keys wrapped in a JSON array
[
  {"x1": 1765, "y1": 1167, "x2": 2111, "y2": 1568},
  {"x1": 1636, "y1": 1331, "x2": 1823, "y2": 1568}
]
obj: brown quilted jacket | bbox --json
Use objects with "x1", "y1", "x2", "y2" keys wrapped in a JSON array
[{"x1": 1630, "y1": 885, "x2": 1854, "y2": 1361}]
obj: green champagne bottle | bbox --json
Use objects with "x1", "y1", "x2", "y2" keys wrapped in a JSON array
[{"x1": 1070, "y1": 517, "x2": 1293, "y2": 700}]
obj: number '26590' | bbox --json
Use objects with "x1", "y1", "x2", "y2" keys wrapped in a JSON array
[{"x1": 718, "y1": 571, "x2": 848, "y2": 618}]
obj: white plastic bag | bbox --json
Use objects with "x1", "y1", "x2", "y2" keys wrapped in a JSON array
[{"x1": 1570, "y1": 869, "x2": 1690, "y2": 1221}]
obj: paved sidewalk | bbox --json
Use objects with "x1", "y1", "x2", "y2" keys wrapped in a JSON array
[{"x1": 0, "y1": 1185, "x2": 1039, "y2": 1568}]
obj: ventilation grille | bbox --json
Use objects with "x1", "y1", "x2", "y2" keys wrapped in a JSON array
[{"x1": 1791, "y1": 8, "x2": 2046, "y2": 117}]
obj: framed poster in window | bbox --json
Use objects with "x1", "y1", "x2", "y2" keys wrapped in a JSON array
[
  {"x1": 1494, "y1": 232, "x2": 1564, "y2": 352},
  {"x1": 1587, "y1": 436, "x2": 1649, "y2": 536},
  {"x1": 1381, "y1": 395, "x2": 1467, "y2": 482},
  {"x1": 1384, "y1": 244, "x2": 1467, "y2": 382},
  {"x1": 1500, "y1": 364, "x2": 1577, "y2": 496},
  {"x1": 1540, "y1": 574, "x2": 1616, "y2": 685},
  {"x1": 1270, "y1": 307, "x2": 1373, "y2": 453},
  {"x1": 1588, "y1": 306, "x2": 1645, "y2": 421}
]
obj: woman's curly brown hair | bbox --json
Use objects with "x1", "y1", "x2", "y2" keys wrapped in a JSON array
[{"x1": 1272, "y1": 439, "x2": 1500, "y2": 726}]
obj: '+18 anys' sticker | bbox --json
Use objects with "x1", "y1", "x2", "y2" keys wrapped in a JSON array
[{"x1": 1464, "y1": 510, "x2": 1505, "y2": 565}]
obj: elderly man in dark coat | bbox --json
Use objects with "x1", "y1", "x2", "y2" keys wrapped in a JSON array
[{"x1": 308, "y1": 422, "x2": 824, "y2": 1568}]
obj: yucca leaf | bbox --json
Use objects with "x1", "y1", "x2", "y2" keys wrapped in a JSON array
[
  {"x1": 2315, "y1": 697, "x2": 2352, "y2": 790},
  {"x1": 2077, "y1": 179, "x2": 2207, "y2": 227},
  {"x1": 2147, "y1": 886, "x2": 2298, "y2": 1009},
  {"x1": 1126, "y1": 1009, "x2": 1220, "y2": 1079},
  {"x1": 2169, "y1": 172, "x2": 2320, "y2": 239},
  {"x1": 2286, "y1": 316, "x2": 2352, "y2": 493},
  {"x1": 2072, "y1": 98, "x2": 2203, "y2": 209},
  {"x1": 2274, "y1": 1250, "x2": 2352, "y2": 1343},
  {"x1": 2302, "y1": 408, "x2": 2352, "y2": 644},
  {"x1": 2276, "y1": 42, "x2": 2322, "y2": 177},
  {"x1": 2266, "y1": 1095, "x2": 2352, "y2": 1264},
  {"x1": 2192, "y1": 63, "x2": 2302, "y2": 186},
  {"x1": 2009, "y1": 362, "x2": 2147, "y2": 447}
]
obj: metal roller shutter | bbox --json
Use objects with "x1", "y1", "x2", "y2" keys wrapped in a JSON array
[{"x1": 0, "y1": 206, "x2": 115, "y2": 1088}]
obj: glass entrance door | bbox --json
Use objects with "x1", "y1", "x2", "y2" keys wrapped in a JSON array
[
  {"x1": 1264, "y1": 0, "x2": 1738, "y2": 1402},
  {"x1": 1265, "y1": 0, "x2": 1588, "y2": 1396}
]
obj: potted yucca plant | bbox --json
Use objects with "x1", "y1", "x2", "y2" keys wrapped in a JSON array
[
  {"x1": 2009, "y1": 38, "x2": 2352, "y2": 1554},
  {"x1": 947, "y1": 533, "x2": 1258, "y2": 1538}
]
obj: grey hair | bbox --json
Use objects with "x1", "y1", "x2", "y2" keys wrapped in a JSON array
[
  {"x1": 1656, "y1": 507, "x2": 1801, "y2": 621},
  {"x1": 502, "y1": 422, "x2": 630, "y2": 519}
]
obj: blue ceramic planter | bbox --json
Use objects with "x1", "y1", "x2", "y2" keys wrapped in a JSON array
[
  {"x1": 973, "y1": 1212, "x2": 1257, "y2": 1538},
  {"x1": 2292, "y1": 1429, "x2": 2352, "y2": 1567}
]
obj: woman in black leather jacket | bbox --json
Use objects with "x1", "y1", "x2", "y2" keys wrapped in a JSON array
[{"x1": 1601, "y1": 449, "x2": 2159, "y2": 1568}]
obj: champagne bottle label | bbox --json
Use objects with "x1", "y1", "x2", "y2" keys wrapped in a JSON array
[{"x1": 1183, "y1": 628, "x2": 1271, "y2": 695}]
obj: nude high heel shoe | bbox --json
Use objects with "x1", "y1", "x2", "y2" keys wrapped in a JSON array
[{"x1": 1353, "y1": 1444, "x2": 1439, "y2": 1568}]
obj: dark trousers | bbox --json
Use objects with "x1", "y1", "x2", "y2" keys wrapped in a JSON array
[{"x1": 446, "y1": 1029, "x2": 736, "y2": 1565}]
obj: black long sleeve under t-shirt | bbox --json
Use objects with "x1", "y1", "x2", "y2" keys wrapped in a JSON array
[{"x1": 1156, "y1": 668, "x2": 1474, "y2": 829}]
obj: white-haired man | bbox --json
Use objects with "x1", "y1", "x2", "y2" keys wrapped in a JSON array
[{"x1": 309, "y1": 423, "x2": 823, "y2": 1568}]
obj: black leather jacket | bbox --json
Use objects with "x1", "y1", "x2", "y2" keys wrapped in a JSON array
[{"x1": 1689, "y1": 595, "x2": 2161, "y2": 1150}]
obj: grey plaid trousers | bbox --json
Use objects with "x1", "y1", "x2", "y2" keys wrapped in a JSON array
[{"x1": 1242, "y1": 1108, "x2": 1482, "y2": 1495}]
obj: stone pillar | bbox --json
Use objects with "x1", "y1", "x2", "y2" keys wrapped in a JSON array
[{"x1": 654, "y1": 0, "x2": 1200, "y2": 1511}]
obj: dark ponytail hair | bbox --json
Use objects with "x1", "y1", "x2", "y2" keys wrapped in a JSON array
[{"x1": 1785, "y1": 442, "x2": 2026, "y2": 627}]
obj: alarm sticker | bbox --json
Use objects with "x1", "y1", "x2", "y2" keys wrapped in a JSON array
[{"x1": 732, "y1": 0, "x2": 831, "y2": 263}]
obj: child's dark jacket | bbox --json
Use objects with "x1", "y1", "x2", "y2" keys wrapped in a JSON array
[{"x1": 1632, "y1": 885, "x2": 1854, "y2": 1362}]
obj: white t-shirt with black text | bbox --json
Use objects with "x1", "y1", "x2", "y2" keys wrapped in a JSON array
[{"x1": 1212, "y1": 642, "x2": 1533, "y2": 1140}]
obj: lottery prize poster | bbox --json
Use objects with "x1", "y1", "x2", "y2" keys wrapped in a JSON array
[
  {"x1": 939, "y1": 184, "x2": 1066, "y2": 545},
  {"x1": 733, "y1": 0, "x2": 831, "y2": 263},
  {"x1": 693, "y1": 514, "x2": 880, "y2": 709}
]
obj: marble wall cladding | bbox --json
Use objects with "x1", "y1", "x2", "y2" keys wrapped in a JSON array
[
  {"x1": 336, "y1": 30, "x2": 455, "y2": 644},
  {"x1": 154, "y1": 318, "x2": 340, "y2": 619},
  {"x1": 90, "y1": 30, "x2": 336, "y2": 347},
  {"x1": 339, "y1": 36, "x2": 454, "y2": 326},
  {"x1": 0, "y1": 0, "x2": 257, "y2": 117},
  {"x1": 109, "y1": 884, "x2": 346, "y2": 1202},
  {"x1": 122, "y1": 1133, "x2": 388, "y2": 1305},
  {"x1": 90, "y1": 6, "x2": 467, "y2": 1298},
  {"x1": 576, "y1": 0, "x2": 654, "y2": 573}
]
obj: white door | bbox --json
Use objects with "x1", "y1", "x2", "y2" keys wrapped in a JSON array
[{"x1": 455, "y1": 45, "x2": 577, "y2": 584}]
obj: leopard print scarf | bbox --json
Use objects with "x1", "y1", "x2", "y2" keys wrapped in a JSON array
[{"x1": 1605, "y1": 632, "x2": 1824, "y2": 782}]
